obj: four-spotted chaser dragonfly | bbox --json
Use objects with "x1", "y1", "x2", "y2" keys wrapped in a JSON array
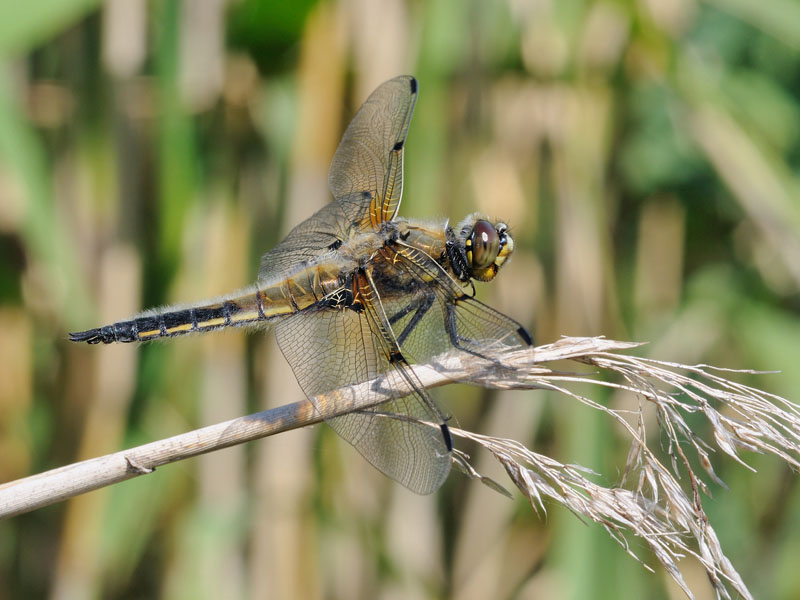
[{"x1": 71, "y1": 76, "x2": 533, "y2": 494}]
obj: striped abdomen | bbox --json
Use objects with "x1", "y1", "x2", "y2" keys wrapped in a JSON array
[{"x1": 70, "y1": 265, "x2": 345, "y2": 344}]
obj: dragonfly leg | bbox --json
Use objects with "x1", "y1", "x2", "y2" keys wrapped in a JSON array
[
  {"x1": 444, "y1": 301, "x2": 504, "y2": 364},
  {"x1": 388, "y1": 291, "x2": 434, "y2": 346}
]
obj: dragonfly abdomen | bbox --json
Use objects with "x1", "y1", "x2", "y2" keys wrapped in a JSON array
[
  {"x1": 69, "y1": 296, "x2": 269, "y2": 344},
  {"x1": 70, "y1": 265, "x2": 347, "y2": 344}
]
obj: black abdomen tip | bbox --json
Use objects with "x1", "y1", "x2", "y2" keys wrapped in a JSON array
[
  {"x1": 69, "y1": 328, "x2": 109, "y2": 344},
  {"x1": 70, "y1": 322, "x2": 138, "y2": 344}
]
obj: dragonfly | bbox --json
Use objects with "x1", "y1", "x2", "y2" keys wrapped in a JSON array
[{"x1": 71, "y1": 75, "x2": 533, "y2": 494}]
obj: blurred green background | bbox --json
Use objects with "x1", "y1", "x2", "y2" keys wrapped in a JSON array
[{"x1": 1, "y1": 0, "x2": 799, "y2": 598}]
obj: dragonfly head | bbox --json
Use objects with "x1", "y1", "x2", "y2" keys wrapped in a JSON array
[{"x1": 458, "y1": 214, "x2": 515, "y2": 282}]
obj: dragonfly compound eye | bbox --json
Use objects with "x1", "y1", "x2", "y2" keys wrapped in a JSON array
[{"x1": 467, "y1": 220, "x2": 500, "y2": 270}]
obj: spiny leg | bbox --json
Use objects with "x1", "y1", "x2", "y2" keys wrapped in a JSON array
[
  {"x1": 388, "y1": 291, "x2": 434, "y2": 346},
  {"x1": 359, "y1": 271, "x2": 452, "y2": 453},
  {"x1": 444, "y1": 299, "x2": 505, "y2": 364}
]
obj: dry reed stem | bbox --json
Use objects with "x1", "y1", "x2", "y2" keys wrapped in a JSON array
[
  {"x1": 449, "y1": 337, "x2": 799, "y2": 600},
  {"x1": 2, "y1": 336, "x2": 798, "y2": 599}
]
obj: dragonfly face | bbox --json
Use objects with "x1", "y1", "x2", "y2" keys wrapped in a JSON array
[
  {"x1": 450, "y1": 215, "x2": 514, "y2": 283},
  {"x1": 71, "y1": 76, "x2": 534, "y2": 495}
]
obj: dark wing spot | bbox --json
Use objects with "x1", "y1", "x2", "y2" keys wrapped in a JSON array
[
  {"x1": 392, "y1": 140, "x2": 404, "y2": 151},
  {"x1": 517, "y1": 326, "x2": 534, "y2": 346},
  {"x1": 409, "y1": 77, "x2": 417, "y2": 94},
  {"x1": 440, "y1": 424, "x2": 453, "y2": 451},
  {"x1": 328, "y1": 239, "x2": 343, "y2": 251}
]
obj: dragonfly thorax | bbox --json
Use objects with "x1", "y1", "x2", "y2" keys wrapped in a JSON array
[{"x1": 336, "y1": 228, "x2": 392, "y2": 267}]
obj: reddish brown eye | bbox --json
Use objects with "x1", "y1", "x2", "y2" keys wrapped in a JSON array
[{"x1": 469, "y1": 220, "x2": 500, "y2": 270}]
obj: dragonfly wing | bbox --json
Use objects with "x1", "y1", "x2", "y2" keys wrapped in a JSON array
[
  {"x1": 329, "y1": 75, "x2": 417, "y2": 228},
  {"x1": 274, "y1": 305, "x2": 451, "y2": 495},
  {"x1": 260, "y1": 76, "x2": 417, "y2": 282},
  {"x1": 258, "y1": 202, "x2": 354, "y2": 281},
  {"x1": 379, "y1": 246, "x2": 533, "y2": 367}
]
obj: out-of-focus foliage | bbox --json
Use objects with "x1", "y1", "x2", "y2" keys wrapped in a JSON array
[{"x1": 0, "y1": 0, "x2": 799, "y2": 598}]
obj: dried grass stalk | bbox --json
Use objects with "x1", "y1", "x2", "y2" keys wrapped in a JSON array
[
  {"x1": 449, "y1": 337, "x2": 799, "y2": 600},
  {"x1": 3, "y1": 336, "x2": 798, "y2": 599}
]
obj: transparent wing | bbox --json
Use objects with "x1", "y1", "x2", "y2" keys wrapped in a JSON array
[
  {"x1": 378, "y1": 246, "x2": 533, "y2": 368},
  {"x1": 329, "y1": 75, "x2": 417, "y2": 228},
  {"x1": 259, "y1": 201, "x2": 354, "y2": 281},
  {"x1": 260, "y1": 76, "x2": 418, "y2": 281},
  {"x1": 274, "y1": 304, "x2": 451, "y2": 495},
  {"x1": 391, "y1": 291, "x2": 533, "y2": 366}
]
